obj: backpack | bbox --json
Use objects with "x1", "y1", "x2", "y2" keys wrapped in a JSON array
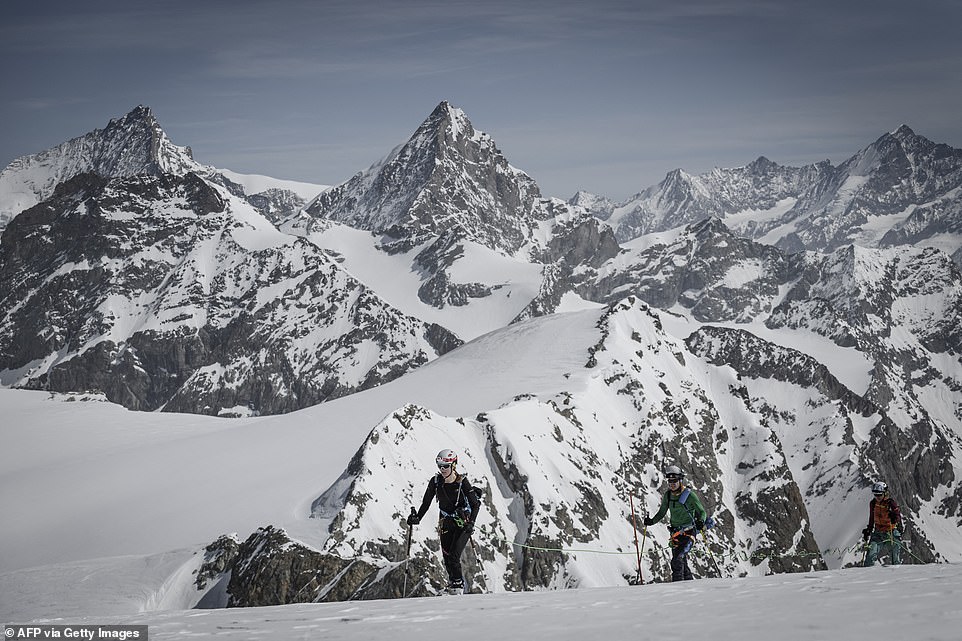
[{"x1": 667, "y1": 487, "x2": 715, "y2": 530}]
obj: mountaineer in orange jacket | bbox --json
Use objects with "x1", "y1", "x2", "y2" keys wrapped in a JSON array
[{"x1": 862, "y1": 481, "x2": 903, "y2": 566}]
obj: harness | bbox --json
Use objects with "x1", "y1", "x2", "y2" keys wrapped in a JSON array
[{"x1": 436, "y1": 474, "x2": 473, "y2": 525}]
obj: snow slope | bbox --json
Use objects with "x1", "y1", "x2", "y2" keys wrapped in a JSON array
[
  {"x1": 217, "y1": 168, "x2": 328, "y2": 201},
  {"x1": 0, "y1": 308, "x2": 601, "y2": 573},
  {"x1": 2, "y1": 564, "x2": 960, "y2": 641}
]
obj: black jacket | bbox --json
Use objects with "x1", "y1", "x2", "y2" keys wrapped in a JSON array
[{"x1": 415, "y1": 473, "x2": 481, "y2": 525}]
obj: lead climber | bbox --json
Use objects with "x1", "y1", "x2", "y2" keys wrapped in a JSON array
[{"x1": 407, "y1": 449, "x2": 482, "y2": 594}]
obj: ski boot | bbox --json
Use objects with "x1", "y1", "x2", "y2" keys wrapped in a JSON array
[{"x1": 445, "y1": 578, "x2": 464, "y2": 595}]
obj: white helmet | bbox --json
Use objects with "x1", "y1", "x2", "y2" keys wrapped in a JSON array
[
  {"x1": 665, "y1": 465, "x2": 684, "y2": 481},
  {"x1": 436, "y1": 449, "x2": 458, "y2": 468},
  {"x1": 871, "y1": 481, "x2": 888, "y2": 495}
]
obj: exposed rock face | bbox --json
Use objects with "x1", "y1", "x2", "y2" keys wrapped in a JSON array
[
  {"x1": 227, "y1": 526, "x2": 380, "y2": 606},
  {"x1": 294, "y1": 102, "x2": 579, "y2": 317},
  {"x1": 246, "y1": 188, "x2": 309, "y2": 223},
  {"x1": 195, "y1": 535, "x2": 241, "y2": 591},
  {"x1": 570, "y1": 217, "x2": 789, "y2": 322},
  {"x1": 194, "y1": 525, "x2": 453, "y2": 606}
]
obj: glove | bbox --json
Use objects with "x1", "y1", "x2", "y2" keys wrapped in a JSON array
[
  {"x1": 407, "y1": 513, "x2": 420, "y2": 526},
  {"x1": 695, "y1": 519, "x2": 705, "y2": 531},
  {"x1": 643, "y1": 517, "x2": 654, "y2": 527},
  {"x1": 463, "y1": 521, "x2": 475, "y2": 535},
  {"x1": 862, "y1": 527, "x2": 871, "y2": 541}
]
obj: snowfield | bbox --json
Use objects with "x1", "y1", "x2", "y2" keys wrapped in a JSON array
[{"x1": 3, "y1": 563, "x2": 960, "y2": 641}]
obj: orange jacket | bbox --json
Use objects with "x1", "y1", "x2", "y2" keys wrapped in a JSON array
[{"x1": 868, "y1": 496, "x2": 902, "y2": 533}]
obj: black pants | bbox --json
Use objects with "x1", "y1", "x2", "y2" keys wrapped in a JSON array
[
  {"x1": 670, "y1": 531, "x2": 695, "y2": 581},
  {"x1": 439, "y1": 518, "x2": 471, "y2": 583}
]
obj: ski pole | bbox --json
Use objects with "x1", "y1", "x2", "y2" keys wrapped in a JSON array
[
  {"x1": 468, "y1": 535, "x2": 489, "y2": 593},
  {"x1": 402, "y1": 507, "x2": 415, "y2": 597},
  {"x1": 629, "y1": 493, "x2": 643, "y2": 584},
  {"x1": 700, "y1": 528, "x2": 722, "y2": 578},
  {"x1": 640, "y1": 522, "x2": 649, "y2": 581},
  {"x1": 860, "y1": 534, "x2": 870, "y2": 567}
]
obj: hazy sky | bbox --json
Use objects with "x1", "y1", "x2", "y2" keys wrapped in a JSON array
[{"x1": 2, "y1": 0, "x2": 960, "y2": 200}]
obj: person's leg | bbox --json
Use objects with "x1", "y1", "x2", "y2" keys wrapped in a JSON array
[
  {"x1": 889, "y1": 532, "x2": 901, "y2": 566},
  {"x1": 447, "y1": 528, "x2": 472, "y2": 588},
  {"x1": 671, "y1": 535, "x2": 694, "y2": 581},
  {"x1": 864, "y1": 534, "x2": 880, "y2": 567},
  {"x1": 439, "y1": 526, "x2": 462, "y2": 585}
]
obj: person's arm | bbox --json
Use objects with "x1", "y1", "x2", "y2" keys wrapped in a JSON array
[
  {"x1": 689, "y1": 492, "x2": 708, "y2": 527},
  {"x1": 862, "y1": 499, "x2": 876, "y2": 540},
  {"x1": 889, "y1": 499, "x2": 903, "y2": 531},
  {"x1": 414, "y1": 477, "x2": 437, "y2": 521},
  {"x1": 645, "y1": 492, "x2": 669, "y2": 525}
]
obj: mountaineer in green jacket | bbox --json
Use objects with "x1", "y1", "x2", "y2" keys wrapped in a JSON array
[{"x1": 644, "y1": 465, "x2": 708, "y2": 581}]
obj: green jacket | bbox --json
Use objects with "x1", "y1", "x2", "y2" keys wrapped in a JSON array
[{"x1": 649, "y1": 485, "x2": 707, "y2": 530}]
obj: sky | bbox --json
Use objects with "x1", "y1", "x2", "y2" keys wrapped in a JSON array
[{"x1": 2, "y1": 0, "x2": 961, "y2": 200}]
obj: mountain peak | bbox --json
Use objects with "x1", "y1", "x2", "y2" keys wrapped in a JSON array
[
  {"x1": 120, "y1": 104, "x2": 155, "y2": 122},
  {"x1": 303, "y1": 102, "x2": 542, "y2": 254},
  {"x1": 747, "y1": 156, "x2": 778, "y2": 172},
  {"x1": 421, "y1": 100, "x2": 476, "y2": 144},
  {"x1": 873, "y1": 124, "x2": 927, "y2": 152},
  {"x1": 891, "y1": 124, "x2": 917, "y2": 140},
  {"x1": 0, "y1": 105, "x2": 201, "y2": 227}
]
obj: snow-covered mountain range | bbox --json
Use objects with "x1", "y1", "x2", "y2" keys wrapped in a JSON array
[
  {"x1": 577, "y1": 126, "x2": 962, "y2": 265},
  {"x1": 1, "y1": 103, "x2": 960, "y2": 618}
]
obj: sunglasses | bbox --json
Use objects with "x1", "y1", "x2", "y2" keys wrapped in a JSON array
[
  {"x1": 667, "y1": 477, "x2": 682, "y2": 483},
  {"x1": 438, "y1": 464, "x2": 452, "y2": 470}
]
